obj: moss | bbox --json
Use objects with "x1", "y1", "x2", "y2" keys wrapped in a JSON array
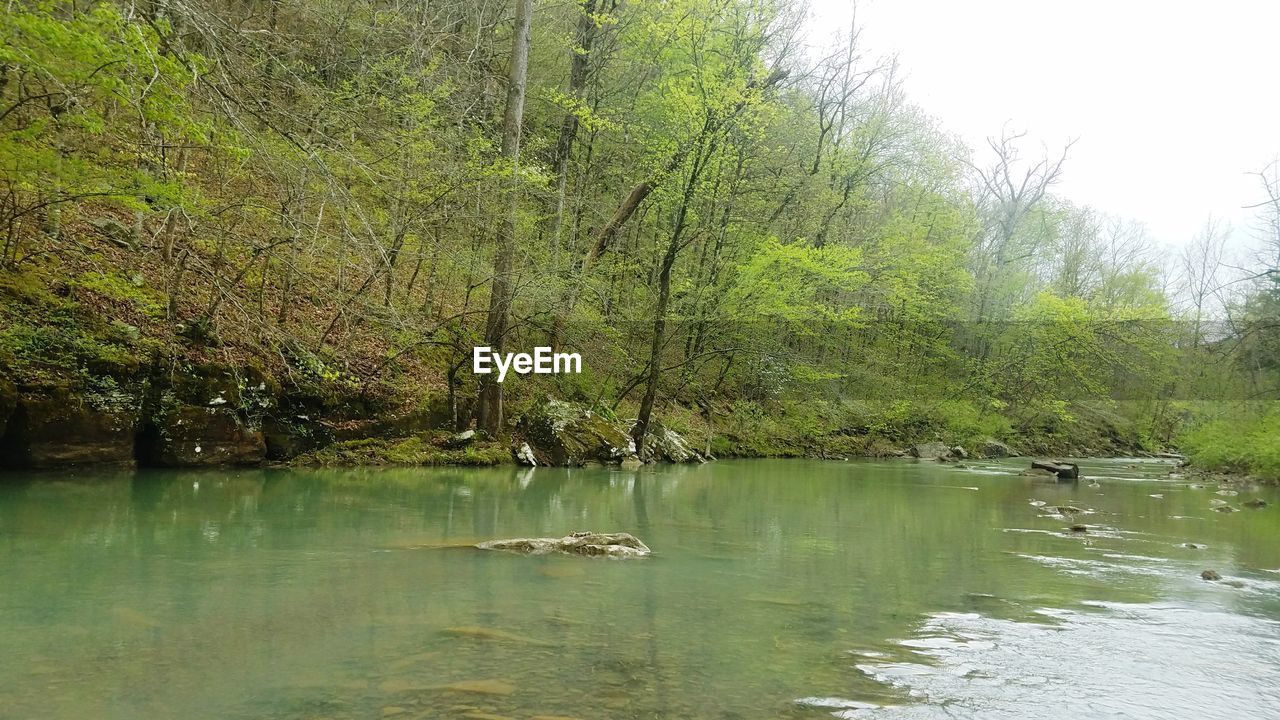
[{"x1": 297, "y1": 433, "x2": 511, "y2": 467}]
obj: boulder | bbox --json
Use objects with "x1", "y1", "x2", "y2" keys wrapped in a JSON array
[
  {"x1": 1031, "y1": 459, "x2": 1079, "y2": 480},
  {"x1": 950, "y1": 445, "x2": 969, "y2": 460},
  {"x1": 516, "y1": 400, "x2": 633, "y2": 466},
  {"x1": 475, "y1": 531, "x2": 651, "y2": 558},
  {"x1": 1201, "y1": 569, "x2": 1221, "y2": 581},
  {"x1": 0, "y1": 397, "x2": 139, "y2": 468},
  {"x1": 979, "y1": 438, "x2": 1012, "y2": 458},
  {"x1": 911, "y1": 442, "x2": 950, "y2": 460},
  {"x1": 631, "y1": 419, "x2": 703, "y2": 464},
  {"x1": 445, "y1": 429, "x2": 476, "y2": 448}
]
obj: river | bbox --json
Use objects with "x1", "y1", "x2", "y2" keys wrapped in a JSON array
[{"x1": 1, "y1": 458, "x2": 1278, "y2": 719}]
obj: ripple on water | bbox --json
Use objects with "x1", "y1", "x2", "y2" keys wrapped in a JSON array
[{"x1": 832, "y1": 604, "x2": 1280, "y2": 719}]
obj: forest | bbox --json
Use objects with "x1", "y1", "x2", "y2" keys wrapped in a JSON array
[{"x1": 0, "y1": 0, "x2": 1277, "y2": 477}]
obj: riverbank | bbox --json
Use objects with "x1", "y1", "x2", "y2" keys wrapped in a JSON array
[
  {"x1": 0, "y1": 263, "x2": 1245, "y2": 476},
  {"x1": 0, "y1": 370, "x2": 1166, "y2": 472}
]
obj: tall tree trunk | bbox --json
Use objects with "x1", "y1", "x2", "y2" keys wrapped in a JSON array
[
  {"x1": 633, "y1": 140, "x2": 710, "y2": 450},
  {"x1": 549, "y1": 0, "x2": 602, "y2": 348},
  {"x1": 476, "y1": 0, "x2": 533, "y2": 434}
]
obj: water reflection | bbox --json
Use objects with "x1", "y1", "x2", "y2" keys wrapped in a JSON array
[{"x1": 0, "y1": 459, "x2": 1277, "y2": 719}]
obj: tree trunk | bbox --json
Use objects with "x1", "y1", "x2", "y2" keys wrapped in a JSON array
[
  {"x1": 476, "y1": 0, "x2": 533, "y2": 435},
  {"x1": 632, "y1": 140, "x2": 710, "y2": 449}
]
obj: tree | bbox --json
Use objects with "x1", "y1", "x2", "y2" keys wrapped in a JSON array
[{"x1": 476, "y1": 0, "x2": 534, "y2": 435}]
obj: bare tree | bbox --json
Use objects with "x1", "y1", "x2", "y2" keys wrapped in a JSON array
[
  {"x1": 1247, "y1": 159, "x2": 1280, "y2": 272},
  {"x1": 1180, "y1": 217, "x2": 1229, "y2": 348},
  {"x1": 967, "y1": 128, "x2": 1074, "y2": 321}
]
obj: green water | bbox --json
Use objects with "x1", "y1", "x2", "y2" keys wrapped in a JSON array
[{"x1": 2, "y1": 458, "x2": 1279, "y2": 719}]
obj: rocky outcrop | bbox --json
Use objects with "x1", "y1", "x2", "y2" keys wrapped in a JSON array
[
  {"x1": 136, "y1": 364, "x2": 271, "y2": 467},
  {"x1": 911, "y1": 442, "x2": 967, "y2": 461},
  {"x1": 0, "y1": 396, "x2": 139, "y2": 468},
  {"x1": 0, "y1": 378, "x2": 16, "y2": 441},
  {"x1": 475, "y1": 531, "x2": 651, "y2": 558},
  {"x1": 262, "y1": 415, "x2": 329, "y2": 461},
  {"x1": 515, "y1": 400, "x2": 635, "y2": 466},
  {"x1": 632, "y1": 419, "x2": 704, "y2": 464},
  {"x1": 140, "y1": 404, "x2": 266, "y2": 466}
]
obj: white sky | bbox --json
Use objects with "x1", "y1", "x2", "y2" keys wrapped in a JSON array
[{"x1": 805, "y1": 0, "x2": 1280, "y2": 251}]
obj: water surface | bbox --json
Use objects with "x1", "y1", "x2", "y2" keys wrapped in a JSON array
[{"x1": 2, "y1": 458, "x2": 1278, "y2": 719}]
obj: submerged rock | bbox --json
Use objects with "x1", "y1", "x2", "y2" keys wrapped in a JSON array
[
  {"x1": 1201, "y1": 569, "x2": 1221, "y2": 581},
  {"x1": 435, "y1": 679, "x2": 517, "y2": 696},
  {"x1": 1243, "y1": 498, "x2": 1267, "y2": 509},
  {"x1": 442, "y1": 626, "x2": 555, "y2": 646},
  {"x1": 475, "y1": 531, "x2": 651, "y2": 558}
]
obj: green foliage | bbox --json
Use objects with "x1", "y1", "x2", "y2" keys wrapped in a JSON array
[
  {"x1": 1, "y1": 2, "x2": 206, "y2": 262},
  {"x1": 0, "y1": 0, "x2": 1265, "y2": 471},
  {"x1": 1182, "y1": 405, "x2": 1280, "y2": 481}
]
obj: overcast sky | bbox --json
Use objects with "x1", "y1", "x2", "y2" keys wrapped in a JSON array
[{"x1": 805, "y1": 0, "x2": 1280, "y2": 252}]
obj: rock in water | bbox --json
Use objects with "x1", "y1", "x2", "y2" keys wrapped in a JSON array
[
  {"x1": 476, "y1": 531, "x2": 651, "y2": 558},
  {"x1": 1200, "y1": 569, "x2": 1221, "y2": 581},
  {"x1": 1243, "y1": 498, "x2": 1268, "y2": 509},
  {"x1": 1030, "y1": 459, "x2": 1080, "y2": 480}
]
